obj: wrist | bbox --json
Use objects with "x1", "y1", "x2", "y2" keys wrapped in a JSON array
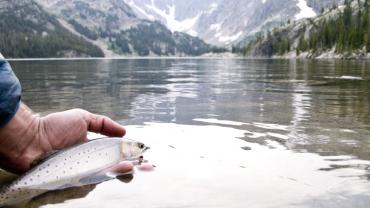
[{"x1": 0, "y1": 103, "x2": 45, "y2": 171}]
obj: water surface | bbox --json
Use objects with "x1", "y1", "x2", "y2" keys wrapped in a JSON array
[{"x1": 6, "y1": 58, "x2": 370, "y2": 207}]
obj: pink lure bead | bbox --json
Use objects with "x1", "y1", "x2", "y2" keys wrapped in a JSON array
[{"x1": 137, "y1": 163, "x2": 155, "y2": 171}]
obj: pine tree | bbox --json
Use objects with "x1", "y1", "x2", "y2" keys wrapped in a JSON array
[{"x1": 366, "y1": 27, "x2": 370, "y2": 52}]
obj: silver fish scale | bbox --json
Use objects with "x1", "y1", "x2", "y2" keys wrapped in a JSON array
[
  {"x1": 0, "y1": 138, "x2": 125, "y2": 206},
  {"x1": 21, "y1": 138, "x2": 123, "y2": 189}
]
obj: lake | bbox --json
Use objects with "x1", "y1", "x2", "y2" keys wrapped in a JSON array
[{"x1": 6, "y1": 58, "x2": 370, "y2": 207}]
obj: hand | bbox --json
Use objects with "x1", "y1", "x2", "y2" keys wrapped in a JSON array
[{"x1": 0, "y1": 103, "x2": 132, "y2": 173}]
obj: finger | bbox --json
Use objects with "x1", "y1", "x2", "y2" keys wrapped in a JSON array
[{"x1": 86, "y1": 113, "x2": 126, "y2": 137}]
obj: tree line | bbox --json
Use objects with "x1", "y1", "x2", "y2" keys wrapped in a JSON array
[
  {"x1": 297, "y1": 0, "x2": 370, "y2": 55},
  {"x1": 242, "y1": 0, "x2": 370, "y2": 57}
]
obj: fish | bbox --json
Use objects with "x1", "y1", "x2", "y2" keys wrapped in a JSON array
[{"x1": 0, "y1": 137, "x2": 148, "y2": 207}]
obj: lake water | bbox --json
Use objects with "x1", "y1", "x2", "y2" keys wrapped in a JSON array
[{"x1": 5, "y1": 58, "x2": 370, "y2": 207}]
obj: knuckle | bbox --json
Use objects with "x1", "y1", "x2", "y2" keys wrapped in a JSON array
[{"x1": 73, "y1": 108, "x2": 89, "y2": 115}]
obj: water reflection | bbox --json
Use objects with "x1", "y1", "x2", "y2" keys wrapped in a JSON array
[
  {"x1": 8, "y1": 58, "x2": 370, "y2": 207},
  {"x1": 21, "y1": 185, "x2": 96, "y2": 208}
]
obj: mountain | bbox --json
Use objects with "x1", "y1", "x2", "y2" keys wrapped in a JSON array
[
  {"x1": 34, "y1": 0, "x2": 211, "y2": 56},
  {"x1": 124, "y1": 0, "x2": 344, "y2": 45},
  {"x1": 243, "y1": 0, "x2": 370, "y2": 59},
  {"x1": 0, "y1": 0, "x2": 104, "y2": 58},
  {"x1": 0, "y1": 0, "x2": 347, "y2": 58}
]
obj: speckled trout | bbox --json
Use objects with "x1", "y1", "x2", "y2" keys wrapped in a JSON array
[{"x1": 0, "y1": 138, "x2": 148, "y2": 207}]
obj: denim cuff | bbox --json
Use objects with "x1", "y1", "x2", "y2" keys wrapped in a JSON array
[
  {"x1": 0, "y1": 59, "x2": 22, "y2": 128},
  {"x1": 0, "y1": 100, "x2": 20, "y2": 128}
]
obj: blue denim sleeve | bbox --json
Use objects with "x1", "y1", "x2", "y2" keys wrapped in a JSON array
[{"x1": 0, "y1": 57, "x2": 21, "y2": 128}]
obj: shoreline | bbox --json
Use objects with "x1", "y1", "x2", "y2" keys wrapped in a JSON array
[{"x1": 6, "y1": 54, "x2": 370, "y2": 61}]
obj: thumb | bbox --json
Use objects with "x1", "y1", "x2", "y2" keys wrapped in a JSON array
[{"x1": 85, "y1": 112, "x2": 126, "y2": 137}]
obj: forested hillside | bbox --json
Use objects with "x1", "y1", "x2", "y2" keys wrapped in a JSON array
[
  {"x1": 109, "y1": 21, "x2": 210, "y2": 56},
  {"x1": 0, "y1": 0, "x2": 104, "y2": 58},
  {"x1": 103, "y1": 21, "x2": 210, "y2": 56},
  {"x1": 243, "y1": 0, "x2": 370, "y2": 58}
]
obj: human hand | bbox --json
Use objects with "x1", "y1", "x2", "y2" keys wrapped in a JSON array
[
  {"x1": 39, "y1": 108, "x2": 126, "y2": 151},
  {"x1": 0, "y1": 103, "x2": 132, "y2": 173}
]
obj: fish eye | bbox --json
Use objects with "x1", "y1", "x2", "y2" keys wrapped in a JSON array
[{"x1": 138, "y1": 143, "x2": 145, "y2": 149}]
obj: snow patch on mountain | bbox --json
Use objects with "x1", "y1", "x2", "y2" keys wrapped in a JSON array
[
  {"x1": 295, "y1": 0, "x2": 316, "y2": 20},
  {"x1": 143, "y1": 0, "x2": 200, "y2": 35},
  {"x1": 126, "y1": 0, "x2": 155, "y2": 20},
  {"x1": 207, "y1": 3, "x2": 219, "y2": 14},
  {"x1": 218, "y1": 31, "x2": 243, "y2": 43},
  {"x1": 210, "y1": 23, "x2": 222, "y2": 31}
]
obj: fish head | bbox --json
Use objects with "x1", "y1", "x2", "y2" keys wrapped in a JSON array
[{"x1": 120, "y1": 140, "x2": 149, "y2": 160}]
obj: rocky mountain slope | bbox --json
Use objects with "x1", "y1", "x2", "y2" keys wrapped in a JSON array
[
  {"x1": 34, "y1": 0, "x2": 211, "y2": 56},
  {"x1": 0, "y1": 0, "x2": 347, "y2": 58},
  {"x1": 244, "y1": 0, "x2": 370, "y2": 59},
  {"x1": 0, "y1": 0, "x2": 104, "y2": 58},
  {"x1": 124, "y1": 0, "x2": 344, "y2": 45}
]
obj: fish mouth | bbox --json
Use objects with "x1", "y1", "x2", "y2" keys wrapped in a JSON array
[{"x1": 143, "y1": 146, "x2": 150, "y2": 152}]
